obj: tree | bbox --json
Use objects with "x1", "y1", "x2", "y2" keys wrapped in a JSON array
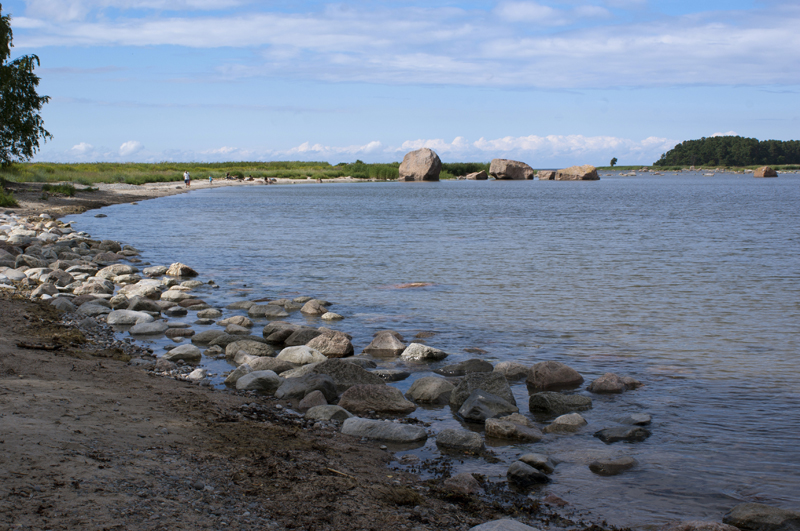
[
  {"x1": 610, "y1": 157, "x2": 617, "y2": 167},
  {"x1": 1, "y1": 4, "x2": 51, "y2": 168}
]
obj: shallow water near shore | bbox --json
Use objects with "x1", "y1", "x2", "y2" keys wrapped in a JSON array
[{"x1": 70, "y1": 172, "x2": 800, "y2": 527}]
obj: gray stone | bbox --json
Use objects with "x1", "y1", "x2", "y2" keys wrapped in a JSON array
[
  {"x1": 196, "y1": 308, "x2": 223, "y2": 319},
  {"x1": 284, "y1": 327, "x2": 323, "y2": 346},
  {"x1": 444, "y1": 472, "x2": 483, "y2": 495},
  {"x1": 589, "y1": 457, "x2": 638, "y2": 476},
  {"x1": 31, "y1": 283, "x2": 58, "y2": 298},
  {"x1": 225, "y1": 340, "x2": 276, "y2": 359},
  {"x1": 527, "y1": 361, "x2": 584, "y2": 392},
  {"x1": 341, "y1": 418, "x2": 427, "y2": 443},
  {"x1": 311, "y1": 359, "x2": 385, "y2": 392},
  {"x1": 165, "y1": 262, "x2": 198, "y2": 277},
  {"x1": 507, "y1": 461, "x2": 550, "y2": 487},
  {"x1": 338, "y1": 384, "x2": 416, "y2": 415},
  {"x1": 485, "y1": 418, "x2": 543, "y2": 442},
  {"x1": 298, "y1": 390, "x2": 328, "y2": 410},
  {"x1": 235, "y1": 370, "x2": 282, "y2": 394},
  {"x1": 160, "y1": 289, "x2": 193, "y2": 302},
  {"x1": 401, "y1": 342, "x2": 448, "y2": 362},
  {"x1": 127, "y1": 295, "x2": 162, "y2": 313},
  {"x1": 435, "y1": 428, "x2": 485, "y2": 452},
  {"x1": 470, "y1": 519, "x2": 540, "y2": 531},
  {"x1": 405, "y1": 377, "x2": 454, "y2": 404},
  {"x1": 164, "y1": 306, "x2": 188, "y2": 317},
  {"x1": 96, "y1": 264, "x2": 137, "y2": 279},
  {"x1": 435, "y1": 358, "x2": 492, "y2": 376},
  {"x1": 372, "y1": 369, "x2": 411, "y2": 382},
  {"x1": 552, "y1": 164, "x2": 599, "y2": 181},
  {"x1": 226, "y1": 324, "x2": 251, "y2": 335},
  {"x1": 218, "y1": 315, "x2": 253, "y2": 328},
  {"x1": 528, "y1": 392, "x2": 593, "y2": 417},
  {"x1": 129, "y1": 321, "x2": 169, "y2": 335},
  {"x1": 306, "y1": 331, "x2": 354, "y2": 358},
  {"x1": 143, "y1": 265, "x2": 168, "y2": 277},
  {"x1": 594, "y1": 426, "x2": 651, "y2": 444},
  {"x1": 723, "y1": 503, "x2": 800, "y2": 531},
  {"x1": 300, "y1": 299, "x2": 329, "y2": 316},
  {"x1": 226, "y1": 300, "x2": 255, "y2": 310},
  {"x1": 163, "y1": 344, "x2": 202, "y2": 363},
  {"x1": 362, "y1": 331, "x2": 406, "y2": 357},
  {"x1": 248, "y1": 357, "x2": 295, "y2": 374},
  {"x1": 519, "y1": 453, "x2": 555, "y2": 474},
  {"x1": 458, "y1": 390, "x2": 519, "y2": 423},
  {"x1": 493, "y1": 361, "x2": 530, "y2": 381},
  {"x1": 275, "y1": 373, "x2": 338, "y2": 402},
  {"x1": 106, "y1": 310, "x2": 155, "y2": 326},
  {"x1": 450, "y1": 372, "x2": 516, "y2": 410},
  {"x1": 277, "y1": 345, "x2": 326, "y2": 365},
  {"x1": 627, "y1": 413, "x2": 652, "y2": 426},
  {"x1": 660, "y1": 522, "x2": 741, "y2": 531},
  {"x1": 398, "y1": 147, "x2": 442, "y2": 181},
  {"x1": 587, "y1": 372, "x2": 642, "y2": 394},
  {"x1": 224, "y1": 364, "x2": 253, "y2": 385},
  {"x1": 248, "y1": 304, "x2": 289, "y2": 319},
  {"x1": 50, "y1": 297, "x2": 77, "y2": 312},
  {"x1": 321, "y1": 312, "x2": 343, "y2": 321},
  {"x1": 305, "y1": 405, "x2": 353, "y2": 422},
  {"x1": 543, "y1": 413, "x2": 587, "y2": 434}
]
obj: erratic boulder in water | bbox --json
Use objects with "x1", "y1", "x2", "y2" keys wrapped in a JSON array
[
  {"x1": 587, "y1": 372, "x2": 641, "y2": 394},
  {"x1": 465, "y1": 170, "x2": 488, "y2": 180},
  {"x1": 341, "y1": 418, "x2": 427, "y2": 443},
  {"x1": 450, "y1": 372, "x2": 516, "y2": 410},
  {"x1": 489, "y1": 159, "x2": 535, "y2": 180},
  {"x1": 527, "y1": 360, "x2": 584, "y2": 392},
  {"x1": 398, "y1": 148, "x2": 442, "y2": 182},
  {"x1": 722, "y1": 502, "x2": 800, "y2": 531},
  {"x1": 338, "y1": 384, "x2": 416, "y2": 415},
  {"x1": 754, "y1": 166, "x2": 778, "y2": 178},
  {"x1": 537, "y1": 170, "x2": 556, "y2": 180},
  {"x1": 551, "y1": 164, "x2": 599, "y2": 181},
  {"x1": 528, "y1": 392, "x2": 592, "y2": 417}
]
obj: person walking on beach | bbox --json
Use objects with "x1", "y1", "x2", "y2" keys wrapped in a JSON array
[
  {"x1": 209, "y1": 175, "x2": 213, "y2": 185},
  {"x1": 183, "y1": 171, "x2": 191, "y2": 188}
]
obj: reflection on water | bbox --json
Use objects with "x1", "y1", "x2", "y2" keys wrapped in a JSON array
[{"x1": 71, "y1": 172, "x2": 800, "y2": 526}]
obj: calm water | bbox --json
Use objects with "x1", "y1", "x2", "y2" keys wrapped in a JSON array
[{"x1": 71, "y1": 173, "x2": 800, "y2": 527}]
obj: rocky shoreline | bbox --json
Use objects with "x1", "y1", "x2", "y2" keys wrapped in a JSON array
[{"x1": 2, "y1": 189, "x2": 798, "y2": 531}]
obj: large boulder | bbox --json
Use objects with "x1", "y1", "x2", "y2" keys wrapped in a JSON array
[
  {"x1": 338, "y1": 384, "x2": 416, "y2": 415},
  {"x1": 552, "y1": 164, "x2": 599, "y2": 181},
  {"x1": 405, "y1": 377, "x2": 454, "y2": 404},
  {"x1": 722, "y1": 503, "x2": 800, "y2": 531},
  {"x1": 398, "y1": 148, "x2": 442, "y2": 182},
  {"x1": 528, "y1": 391, "x2": 592, "y2": 417},
  {"x1": 363, "y1": 331, "x2": 406, "y2": 357},
  {"x1": 341, "y1": 418, "x2": 427, "y2": 443},
  {"x1": 489, "y1": 159, "x2": 535, "y2": 180},
  {"x1": 450, "y1": 372, "x2": 515, "y2": 410},
  {"x1": 526, "y1": 361, "x2": 583, "y2": 392},
  {"x1": 311, "y1": 359, "x2": 384, "y2": 392},
  {"x1": 537, "y1": 170, "x2": 556, "y2": 180},
  {"x1": 458, "y1": 390, "x2": 519, "y2": 423},
  {"x1": 464, "y1": 171, "x2": 488, "y2": 180},
  {"x1": 754, "y1": 166, "x2": 778, "y2": 178}
]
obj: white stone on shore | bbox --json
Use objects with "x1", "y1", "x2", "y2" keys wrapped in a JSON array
[
  {"x1": 401, "y1": 343, "x2": 448, "y2": 362},
  {"x1": 163, "y1": 344, "x2": 202, "y2": 362},
  {"x1": 106, "y1": 309, "x2": 155, "y2": 326}
]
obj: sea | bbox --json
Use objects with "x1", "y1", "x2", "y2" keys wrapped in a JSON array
[{"x1": 69, "y1": 171, "x2": 800, "y2": 527}]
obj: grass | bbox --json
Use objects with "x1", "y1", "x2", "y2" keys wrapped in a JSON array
[
  {"x1": 0, "y1": 187, "x2": 18, "y2": 207},
  {"x1": 41, "y1": 183, "x2": 77, "y2": 196}
]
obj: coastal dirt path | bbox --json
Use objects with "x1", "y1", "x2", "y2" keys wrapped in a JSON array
[{"x1": 0, "y1": 293, "x2": 538, "y2": 531}]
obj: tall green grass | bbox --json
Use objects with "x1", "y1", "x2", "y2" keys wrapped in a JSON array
[{"x1": 0, "y1": 179, "x2": 18, "y2": 207}]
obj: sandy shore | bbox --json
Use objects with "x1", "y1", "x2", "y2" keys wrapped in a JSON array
[{"x1": 0, "y1": 183, "x2": 586, "y2": 530}]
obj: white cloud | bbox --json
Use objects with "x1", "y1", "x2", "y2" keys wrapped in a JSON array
[
  {"x1": 119, "y1": 140, "x2": 143, "y2": 156},
  {"x1": 40, "y1": 134, "x2": 678, "y2": 166},
  {"x1": 494, "y1": 2, "x2": 566, "y2": 24},
  {"x1": 711, "y1": 131, "x2": 738, "y2": 137}
]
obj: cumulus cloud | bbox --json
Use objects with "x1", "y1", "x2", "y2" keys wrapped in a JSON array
[
  {"x1": 41, "y1": 134, "x2": 678, "y2": 166},
  {"x1": 13, "y1": 3, "x2": 800, "y2": 88},
  {"x1": 711, "y1": 131, "x2": 739, "y2": 137},
  {"x1": 119, "y1": 140, "x2": 144, "y2": 156}
]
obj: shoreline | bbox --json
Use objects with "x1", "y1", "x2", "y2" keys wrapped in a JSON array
[
  {"x1": 0, "y1": 186, "x2": 585, "y2": 530},
  {"x1": 1, "y1": 182, "x2": 792, "y2": 530}
]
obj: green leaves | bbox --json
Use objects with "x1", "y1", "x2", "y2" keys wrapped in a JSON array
[{"x1": 0, "y1": 5, "x2": 52, "y2": 168}]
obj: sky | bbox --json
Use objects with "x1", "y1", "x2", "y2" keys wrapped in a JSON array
[{"x1": 3, "y1": 0, "x2": 800, "y2": 166}]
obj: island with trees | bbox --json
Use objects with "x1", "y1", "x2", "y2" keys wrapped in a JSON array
[{"x1": 653, "y1": 136, "x2": 800, "y2": 168}]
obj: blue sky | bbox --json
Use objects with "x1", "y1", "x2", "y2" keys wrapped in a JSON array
[{"x1": 4, "y1": 0, "x2": 799, "y2": 166}]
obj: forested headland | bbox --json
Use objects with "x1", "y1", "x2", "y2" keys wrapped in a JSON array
[{"x1": 653, "y1": 136, "x2": 800, "y2": 167}]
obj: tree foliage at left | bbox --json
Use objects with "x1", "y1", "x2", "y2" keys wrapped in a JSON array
[{"x1": 0, "y1": 4, "x2": 51, "y2": 168}]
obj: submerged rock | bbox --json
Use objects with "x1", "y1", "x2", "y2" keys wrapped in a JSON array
[
  {"x1": 507, "y1": 461, "x2": 550, "y2": 487},
  {"x1": 594, "y1": 426, "x2": 651, "y2": 444},
  {"x1": 722, "y1": 502, "x2": 800, "y2": 531},
  {"x1": 589, "y1": 457, "x2": 638, "y2": 476}
]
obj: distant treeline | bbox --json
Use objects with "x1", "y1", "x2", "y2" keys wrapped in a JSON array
[{"x1": 654, "y1": 136, "x2": 800, "y2": 167}]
